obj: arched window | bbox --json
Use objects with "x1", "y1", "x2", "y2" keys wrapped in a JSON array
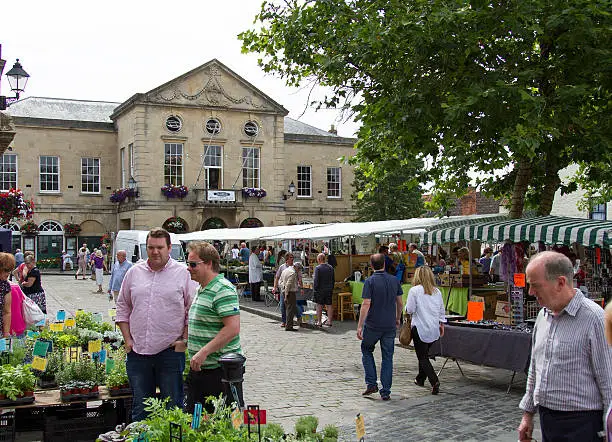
[
  {"x1": 162, "y1": 216, "x2": 188, "y2": 233},
  {"x1": 1, "y1": 223, "x2": 20, "y2": 232},
  {"x1": 39, "y1": 221, "x2": 63, "y2": 232},
  {"x1": 298, "y1": 220, "x2": 313, "y2": 225},
  {"x1": 240, "y1": 218, "x2": 263, "y2": 228},
  {"x1": 202, "y1": 217, "x2": 227, "y2": 230}
]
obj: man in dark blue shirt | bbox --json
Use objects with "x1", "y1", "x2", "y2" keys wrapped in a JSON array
[{"x1": 357, "y1": 253, "x2": 404, "y2": 400}]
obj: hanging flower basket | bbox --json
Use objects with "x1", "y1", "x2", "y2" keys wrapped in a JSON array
[
  {"x1": 161, "y1": 184, "x2": 189, "y2": 199},
  {"x1": 242, "y1": 187, "x2": 267, "y2": 199},
  {"x1": 21, "y1": 221, "x2": 39, "y2": 235},
  {"x1": 63, "y1": 223, "x2": 81, "y2": 236},
  {"x1": 110, "y1": 188, "x2": 139, "y2": 203},
  {"x1": 162, "y1": 216, "x2": 188, "y2": 233},
  {"x1": 0, "y1": 188, "x2": 35, "y2": 225}
]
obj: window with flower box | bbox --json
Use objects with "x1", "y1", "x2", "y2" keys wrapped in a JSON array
[
  {"x1": 81, "y1": 158, "x2": 100, "y2": 193},
  {"x1": 39, "y1": 156, "x2": 60, "y2": 192},
  {"x1": 0, "y1": 154, "x2": 17, "y2": 191},
  {"x1": 297, "y1": 165, "x2": 312, "y2": 198},
  {"x1": 242, "y1": 147, "x2": 260, "y2": 189},
  {"x1": 164, "y1": 143, "x2": 184, "y2": 186}
]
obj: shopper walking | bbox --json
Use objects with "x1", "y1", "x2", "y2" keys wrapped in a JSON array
[
  {"x1": 91, "y1": 250, "x2": 106, "y2": 293},
  {"x1": 185, "y1": 241, "x2": 243, "y2": 414},
  {"x1": 116, "y1": 228, "x2": 196, "y2": 421},
  {"x1": 21, "y1": 255, "x2": 47, "y2": 314},
  {"x1": 357, "y1": 253, "x2": 403, "y2": 400},
  {"x1": 75, "y1": 244, "x2": 89, "y2": 280},
  {"x1": 279, "y1": 261, "x2": 303, "y2": 331},
  {"x1": 0, "y1": 253, "x2": 15, "y2": 337},
  {"x1": 107, "y1": 250, "x2": 132, "y2": 302},
  {"x1": 313, "y1": 253, "x2": 334, "y2": 327},
  {"x1": 517, "y1": 251, "x2": 612, "y2": 442},
  {"x1": 405, "y1": 266, "x2": 446, "y2": 395},
  {"x1": 248, "y1": 246, "x2": 263, "y2": 302},
  {"x1": 273, "y1": 252, "x2": 300, "y2": 327}
]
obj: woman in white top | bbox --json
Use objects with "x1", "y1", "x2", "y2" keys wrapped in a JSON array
[
  {"x1": 405, "y1": 266, "x2": 447, "y2": 395},
  {"x1": 248, "y1": 246, "x2": 264, "y2": 302}
]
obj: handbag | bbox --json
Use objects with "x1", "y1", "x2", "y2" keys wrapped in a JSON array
[
  {"x1": 399, "y1": 315, "x2": 412, "y2": 346},
  {"x1": 22, "y1": 293, "x2": 45, "y2": 326}
]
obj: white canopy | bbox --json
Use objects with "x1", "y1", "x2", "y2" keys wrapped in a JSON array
[
  {"x1": 259, "y1": 214, "x2": 507, "y2": 241},
  {"x1": 175, "y1": 224, "x2": 325, "y2": 242}
]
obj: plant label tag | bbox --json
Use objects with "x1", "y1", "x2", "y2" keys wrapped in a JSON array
[
  {"x1": 64, "y1": 318, "x2": 76, "y2": 327},
  {"x1": 33, "y1": 340, "x2": 50, "y2": 357},
  {"x1": 108, "y1": 308, "x2": 116, "y2": 319},
  {"x1": 76, "y1": 309, "x2": 85, "y2": 316},
  {"x1": 0, "y1": 339, "x2": 6, "y2": 352},
  {"x1": 26, "y1": 331, "x2": 39, "y2": 339},
  {"x1": 35, "y1": 317, "x2": 46, "y2": 327},
  {"x1": 98, "y1": 349, "x2": 107, "y2": 364},
  {"x1": 93, "y1": 312, "x2": 103, "y2": 323},
  {"x1": 356, "y1": 413, "x2": 366, "y2": 440},
  {"x1": 32, "y1": 356, "x2": 48, "y2": 371},
  {"x1": 49, "y1": 322, "x2": 64, "y2": 332},
  {"x1": 231, "y1": 408, "x2": 242, "y2": 429},
  {"x1": 64, "y1": 347, "x2": 81, "y2": 362},
  {"x1": 88, "y1": 340, "x2": 102, "y2": 353},
  {"x1": 191, "y1": 403, "x2": 202, "y2": 429},
  {"x1": 56, "y1": 310, "x2": 66, "y2": 321},
  {"x1": 105, "y1": 358, "x2": 115, "y2": 374}
]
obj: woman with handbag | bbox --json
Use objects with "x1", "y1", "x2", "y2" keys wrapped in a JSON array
[
  {"x1": 21, "y1": 255, "x2": 47, "y2": 314},
  {"x1": 0, "y1": 253, "x2": 16, "y2": 338},
  {"x1": 405, "y1": 266, "x2": 446, "y2": 395}
]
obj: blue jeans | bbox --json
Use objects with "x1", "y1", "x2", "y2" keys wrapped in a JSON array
[
  {"x1": 126, "y1": 348, "x2": 185, "y2": 421},
  {"x1": 361, "y1": 326, "x2": 396, "y2": 397}
]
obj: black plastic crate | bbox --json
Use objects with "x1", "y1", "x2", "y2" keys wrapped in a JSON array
[
  {"x1": 44, "y1": 402, "x2": 117, "y2": 442},
  {"x1": 15, "y1": 407, "x2": 45, "y2": 432},
  {"x1": 0, "y1": 411, "x2": 15, "y2": 442}
]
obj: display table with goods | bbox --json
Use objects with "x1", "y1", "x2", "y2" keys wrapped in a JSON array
[{"x1": 428, "y1": 321, "x2": 533, "y2": 392}]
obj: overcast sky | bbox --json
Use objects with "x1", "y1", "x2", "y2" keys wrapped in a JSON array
[{"x1": 1, "y1": 0, "x2": 360, "y2": 137}]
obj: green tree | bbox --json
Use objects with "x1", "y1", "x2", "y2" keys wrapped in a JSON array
[
  {"x1": 352, "y1": 164, "x2": 424, "y2": 221},
  {"x1": 240, "y1": 0, "x2": 611, "y2": 218}
]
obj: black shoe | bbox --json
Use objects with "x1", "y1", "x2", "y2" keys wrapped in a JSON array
[
  {"x1": 432, "y1": 382, "x2": 440, "y2": 395},
  {"x1": 362, "y1": 386, "x2": 378, "y2": 396},
  {"x1": 414, "y1": 379, "x2": 425, "y2": 387},
  {"x1": 285, "y1": 328, "x2": 297, "y2": 331},
  {"x1": 381, "y1": 395, "x2": 390, "y2": 401}
]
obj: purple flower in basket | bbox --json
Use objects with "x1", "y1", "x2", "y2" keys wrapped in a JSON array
[
  {"x1": 110, "y1": 188, "x2": 139, "y2": 203},
  {"x1": 161, "y1": 184, "x2": 189, "y2": 198},
  {"x1": 242, "y1": 187, "x2": 267, "y2": 199}
]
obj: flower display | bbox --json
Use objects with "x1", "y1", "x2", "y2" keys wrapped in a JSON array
[
  {"x1": 162, "y1": 216, "x2": 188, "y2": 233},
  {"x1": 20, "y1": 221, "x2": 39, "y2": 235},
  {"x1": 0, "y1": 188, "x2": 35, "y2": 225},
  {"x1": 109, "y1": 188, "x2": 139, "y2": 203},
  {"x1": 242, "y1": 187, "x2": 267, "y2": 199},
  {"x1": 63, "y1": 223, "x2": 81, "y2": 236},
  {"x1": 161, "y1": 184, "x2": 189, "y2": 198}
]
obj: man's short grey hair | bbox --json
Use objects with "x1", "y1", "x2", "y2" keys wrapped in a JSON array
[
  {"x1": 317, "y1": 253, "x2": 326, "y2": 263},
  {"x1": 529, "y1": 251, "x2": 575, "y2": 287}
]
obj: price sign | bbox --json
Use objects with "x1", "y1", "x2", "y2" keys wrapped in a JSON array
[
  {"x1": 49, "y1": 322, "x2": 64, "y2": 332},
  {"x1": 26, "y1": 331, "x2": 40, "y2": 339},
  {"x1": 64, "y1": 347, "x2": 81, "y2": 362},
  {"x1": 105, "y1": 358, "x2": 115, "y2": 374},
  {"x1": 88, "y1": 340, "x2": 102, "y2": 353},
  {"x1": 514, "y1": 273, "x2": 526, "y2": 288},
  {"x1": 93, "y1": 312, "x2": 103, "y2": 323},
  {"x1": 56, "y1": 310, "x2": 66, "y2": 322},
  {"x1": 108, "y1": 308, "x2": 117, "y2": 319},
  {"x1": 33, "y1": 340, "x2": 50, "y2": 357},
  {"x1": 356, "y1": 414, "x2": 366, "y2": 440},
  {"x1": 98, "y1": 349, "x2": 107, "y2": 364},
  {"x1": 32, "y1": 356, "x2": 48, "y2": 371},
  {"x1": 64, "y1": 318, "x2": 76, "y2": 328},
  {"x1": 0, "y1": 338, "x2": 6, "y2": 352}
]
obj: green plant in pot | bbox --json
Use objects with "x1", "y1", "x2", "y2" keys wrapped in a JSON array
[
  {"x1": 0, "y1": 367, "x2": 19, "y2": 401},
  {"x1": 14, "y1": 365, "x2": 36, "y2": 396}
]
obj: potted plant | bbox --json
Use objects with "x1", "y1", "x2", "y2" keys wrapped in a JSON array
[
  {"x1": 20, "y1": 221, "x2": 39, "y2": 235},
  {"x1": 0, "y1": 188, "x2": 35, "y2": 225},
  {"x1": 63, "y1": 222, "x2": 81, "y2": 236},
  {"x1": 161, "y1": 184, "x2": 189, "y2": 199},
  {"x1": 241, "y1": 187, "x2": 267, "y2": 199},
  {"x1": 14, "y1": 365, "x2": 36, "y2": 397}
]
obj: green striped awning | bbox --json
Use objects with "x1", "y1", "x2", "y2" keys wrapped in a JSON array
[{"x1": 421, "y1": 216, "x2": 612, "y2": 247}]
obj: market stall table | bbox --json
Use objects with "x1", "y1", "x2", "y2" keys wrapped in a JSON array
[{"x1": 429, "y1": 323, "x2": 532, "y2": 392}]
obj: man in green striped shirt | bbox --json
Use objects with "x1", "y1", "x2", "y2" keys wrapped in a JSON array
[{"x1": 185, "y1": 241, "x2": 243, "y2": 413}]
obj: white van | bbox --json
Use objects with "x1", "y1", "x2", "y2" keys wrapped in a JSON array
[{"x1": 113, "y1": 230, "x2": 186, "y2": 265}]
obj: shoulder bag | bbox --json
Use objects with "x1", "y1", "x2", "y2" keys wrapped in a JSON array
[
  {"x1": 22, "y1": 293, "x2": 45, "y2": 326},
  {"x1": 399, "y1": 314, "x2": 412, "y2": 346}
]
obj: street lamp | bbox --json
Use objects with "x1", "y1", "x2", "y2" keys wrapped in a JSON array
[
  {"x1": 0, "y1": 55, "x2": 30, "y2": 110},
  {"x1": 127, "y1": 176, "x2": 138, "y2": 191},
  {"x1": 283, "y1": 181, "x2": 296, "y2": 200}
]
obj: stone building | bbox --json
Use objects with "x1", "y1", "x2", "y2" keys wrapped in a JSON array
[{"x1": 5, "y1": 60, "x2": 356, "y2": 259}]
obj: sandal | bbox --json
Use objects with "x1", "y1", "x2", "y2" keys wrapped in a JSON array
[{"x1": 323, "y1": 321, "x2": 332, "y2": 327}]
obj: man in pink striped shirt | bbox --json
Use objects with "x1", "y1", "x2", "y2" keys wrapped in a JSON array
[{"x1": 116, "y1": 228, "x2": 196, "y2": 421}]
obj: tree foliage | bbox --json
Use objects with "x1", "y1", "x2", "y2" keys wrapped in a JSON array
[
  {"x1": 240, "y1": 0, "x2": 611, "y2": 218},
  {"x1": 352, "y1": 164, "x2": 424, "y2": 221}
]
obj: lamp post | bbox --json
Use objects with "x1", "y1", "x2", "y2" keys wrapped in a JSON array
[
  {"x1": 283, "y1": 181, "x2": 296, "y2": 200},
  {"x1": 127, "y1": 176, "x2": 138, "y2": 198},
  {"x1": 0, "y1": 46, "x2": 30, "y2": 111}
]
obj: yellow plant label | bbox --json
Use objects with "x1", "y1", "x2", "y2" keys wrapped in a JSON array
[
  {"x1": 65, "y1": 318, "x2": 76, "y2": 327},
  {"x1": 32, "y1": 356, "x2": 48, "y2": 371},
  {"x1": 88, "y1": 340, "x2": 102, "y2": 353},
  {"x1": 108, "y1": 308, "x2": 117, "y2": 319},
  {"x1": 356, "y1": 414, "x2": 366, "y2": 440},
  {"x1": 49, "y1": 322, "x2": 64, "y2": 332}
]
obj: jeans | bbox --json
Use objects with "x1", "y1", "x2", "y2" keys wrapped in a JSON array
[
  {"x1": 126, "y1": 347, "x2": 185, "y2": 421},
  {"x1": 412, "y1": 326, "x2": 439, "y2": 387},
  {"x1": 361, "y1": 326, "x2": 396, "y2": 397},
  {"x1": 185, "y1": 367, "x2": 245, "y2": 415},
  {"x1": 279, "y1": 289, "x2": 286, "y2": 323}
]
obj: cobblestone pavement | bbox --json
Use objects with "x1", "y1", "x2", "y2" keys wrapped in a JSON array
[{"x1": 41, "y1": 273, "x2": 542, "y2": 441}]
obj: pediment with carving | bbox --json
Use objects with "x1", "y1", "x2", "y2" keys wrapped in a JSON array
[{"x1": 148, "y1": 64, "x2": 279, "y2": 113}]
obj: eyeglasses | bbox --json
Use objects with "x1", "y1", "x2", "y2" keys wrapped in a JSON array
[{"x1": 186, "y1": 260, "x2": 205, "y2": 268}]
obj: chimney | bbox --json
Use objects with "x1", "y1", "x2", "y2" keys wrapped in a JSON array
[{"x1": 328, "y1": 124, "x2": 337, "y2": 135}]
